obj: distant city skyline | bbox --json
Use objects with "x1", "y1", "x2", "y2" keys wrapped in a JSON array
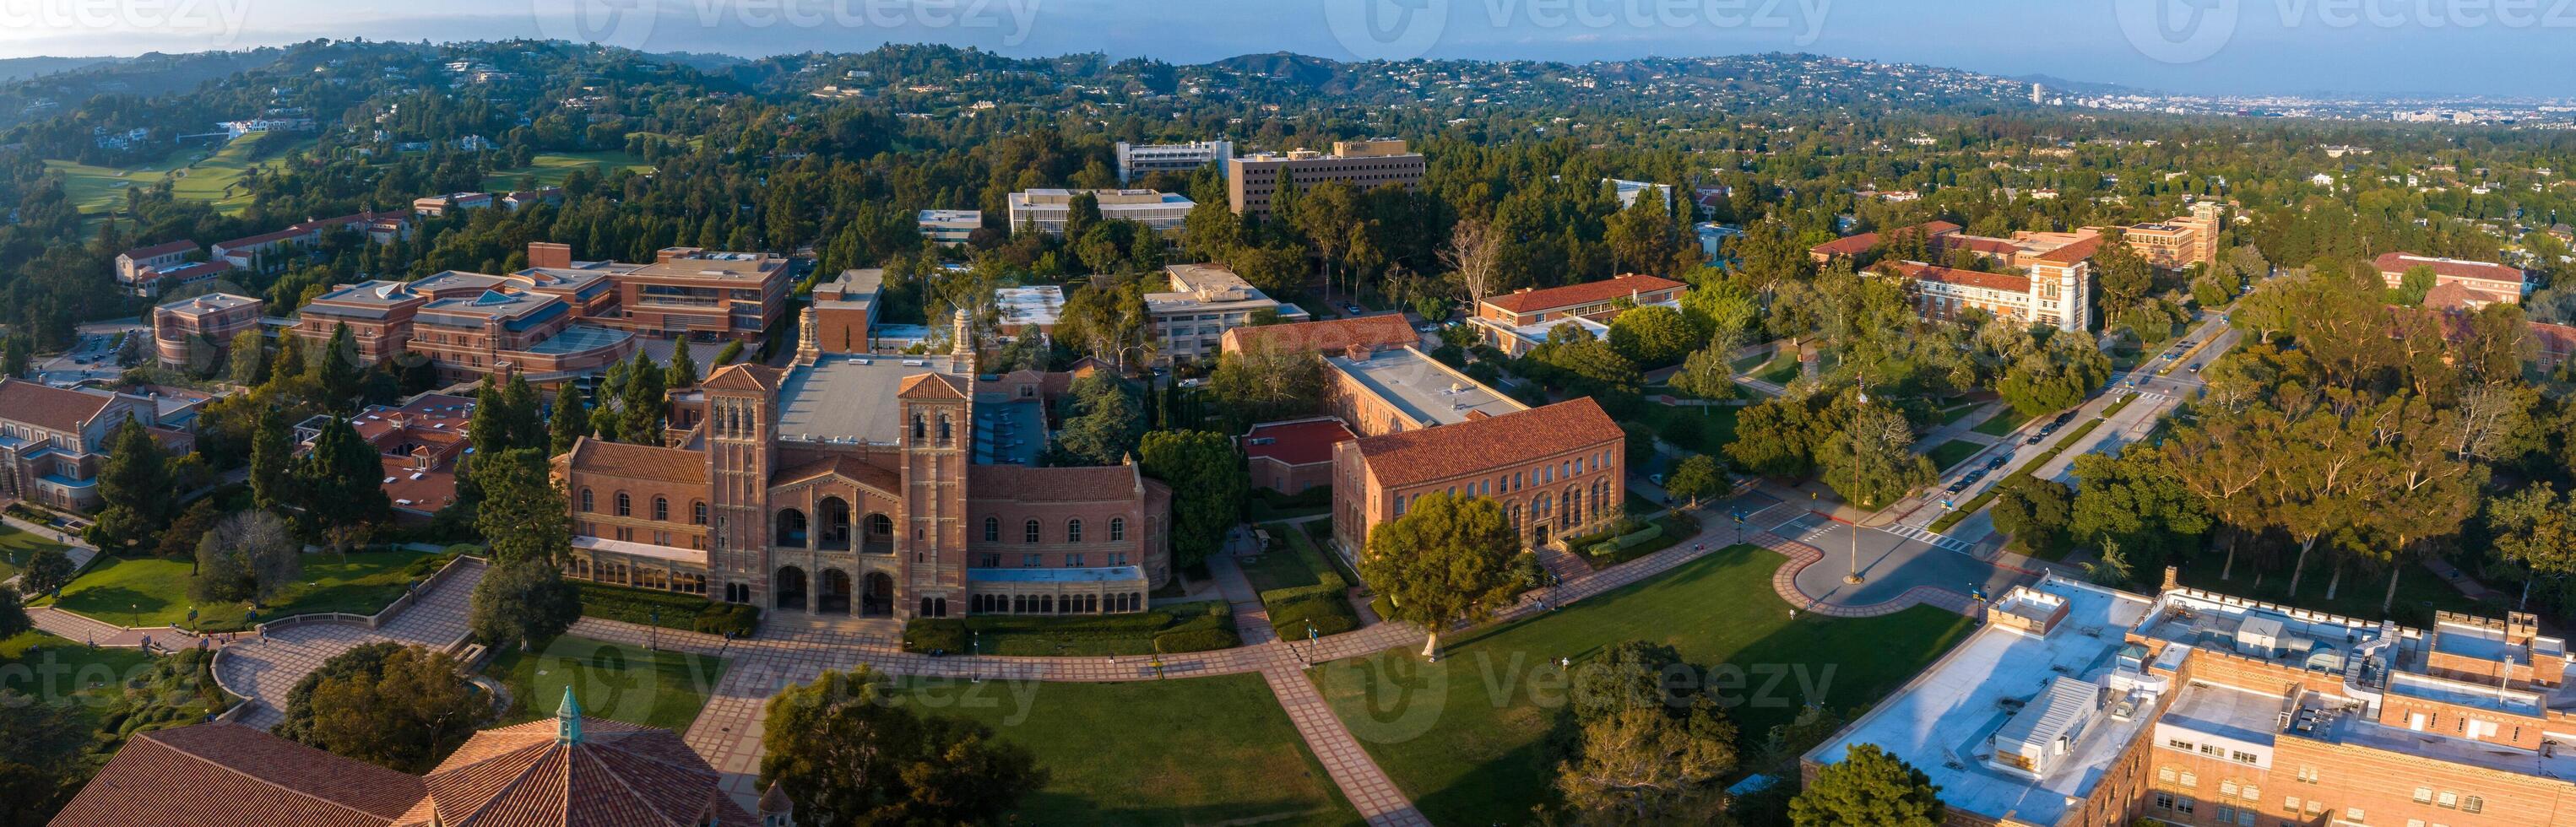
[{"x1": 1, "y1": 0, "x2": 2568, "y2": 100}]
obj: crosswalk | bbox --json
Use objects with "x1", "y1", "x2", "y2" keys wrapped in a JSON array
[{"x1": 1880, "y1": 522, "x2": 1975, "y2": 553}]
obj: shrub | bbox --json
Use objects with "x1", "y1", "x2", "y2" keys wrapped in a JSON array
[
  {"x1": 903, "y1": 619, "x2": 970, "y2": 653},
  {"x1": 693, "y1": 603, "x2": 760, "y2": 636},
  {"x1": 1267, "y1": 593, "x2": 1359, "y2": 639},
  {"x1": 1152, "y1": 626, "x2": 1240, "y2": 652}
]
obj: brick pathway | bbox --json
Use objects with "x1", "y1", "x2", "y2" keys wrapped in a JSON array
[{"x1": 211, "y1": 558, "x2": 486, "y2": 729}]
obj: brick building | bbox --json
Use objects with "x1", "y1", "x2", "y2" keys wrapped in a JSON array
[
  {"x1": 802, "y1": 268, "x2": 882, "y2": 356},
  {"x1": 1470, "y1": 274, "x2": 1689, "y2": 356},
  {"x1": 2378, "y1": 251, "x2": 2531, "y2": 308},
  {"x1": 112, "y1": 240, "x2": 200, "y2": 295},
  {"x1": 290, "y1": 270, "x2": 637, "y2": 386},
  {"x1": 1241, "y1": 417, "x2": 1357, "y2": 495},
  {"x1": 1805, "y1": 571, "x2": 2576, "y2": 826},
  {"x1": 0, "y1": 379, "x2": 183, "y2": 512},
  {"x1": 151, "y1": 292, "x2": 264, "y2": 371},
  {"x1": 556, "y1": 313, "x2": 1172, "y2": 619},
  {"x1": 600, "y1": 246, "x2": 792, "y2": 341},
  {"x1": 1331, "y1": 395, "x2": 1625, "y2": 555},
  {"x1": 1219, "y1": 314, "x2": 1419, "y2": 357}
]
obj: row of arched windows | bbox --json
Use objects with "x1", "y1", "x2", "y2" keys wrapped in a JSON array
[
  {"x1": 983, "y1": 516, "x2": 1125, "y2": 544},
  {"x1": 579, "y1": 489, "x2": 708, "y2": 526}
]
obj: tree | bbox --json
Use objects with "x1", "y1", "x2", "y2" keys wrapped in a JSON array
[
  {"x1": 2091, "y1": 229, "x2": 2156, "y2": 310},
  {"x1": 0, "y1": 588, "x2": 26, "y2": 640},
  {"x1": 1988, "y1": 475, "x2": 2073, "y2": 557},
  {"x1": 91, "y1": 415, "x2": 171, "y2": 548},
  {"x1": 296, "y1": 414, "x2": 392, "y2": 541},
  {"x1": 190, "y1": 511, "x2": 301, "y2": 605},
  {"x1": 249, "y1": 403, "x2": 296, "y2": 511},
  {"x1": 1606, "y1": 305, "x2": 1700, "y2": 368},
  {"x1": 1440, "y1": 217, "x2": 1507, "y2": 305},
  {"x1": 664, "y1": 343, "x2": 699, "y2": 389},
  {"x1": 1669, "y1": 344, "x2": 1738, "y2": 402},
  {"x1": 1664, "y1": 454, "x2": 1723, "y2": 507},
  {"x1": 548, "y1": 381, "x2": 591, "y2": 455},
  {"x1": 1555, "y1": 705, "x2": 1738, "y2": 824},
  {"x1": 289, "y1": 645, "x2": 485, "y2": 773},
  {"x1": 0, "y1": 333, "x2": 29, "y2": 379},
  {"x1": 0, "y1": 688, "x2": 87, "y2": 824},
  {"x1": 1207, "y1": 343, "x2": 1329, "y2": 426},
  {"x1": 1055, "y1": 372, "x2": 1142, "y2": 466},
  {"x1": 760, "y1": 666, "x2": 1044, "y2": 826},
  {"x1": 1727, "y1": 392, "x2": 1827, "y2": 480},
  {"x1": 2488, "y1": 483, "x2": 2576, "y2": 609},
  {"x1": 1814, "y1": 397, "x2": 1933, "y2": 509},
  {"x1": 155, "y1": 498, "x2": 222, "y2": 560},
  {"x1": 1359, "y1": 491, "x2": 1520, "y2": 657},
  {"x1": 1790, "y1": 743, "x2": 1943, "y2": 827},
  {"x1": 1994, "y1": 336, "x2": 2112, "y2": 419},
  {"x1": 616, "y1": 349, "x2": 668, "y2": 443},
  {"x1": 316, "y1": 322, "x2": 363, "y2": 411},
  {"x1": 18, "y1": 548, "x2": 74, "y2": 597},
  {"x1": 473, "y1": 448, "x2": 572, "y2": 565},
  {"x1": 468, "y1": 559, "x2": 581, "y2": 651},
  {"x1": 226, "y1": 327, "x2": 269, "y2": 386},
  {"x1": 1138, "y1": 430, "x2": 1246, "y2": 570}
]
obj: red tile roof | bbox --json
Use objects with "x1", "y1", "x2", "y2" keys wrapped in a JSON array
[
  {"x1": 1223, "y1": 315, "x2": 1418, "y2": 355},
  {"x1": 0, "y1": 378, "x2": 118, "y2": 432},
  {"x1": 1243, "y1": 418, "x2": 1358, "y2": 467},
  {"x1": 1809, "y1": 221, "x2": 1960, "y2": 259},
  {"x1": 1883, "y1": 262, "x2": 2031, "y2": 293},
  {"x1": 773, "y1": 454, "x2": 899, "y2": 493},
  {"x1": 119, "y1": 239, "x2": 198, "y2": 260},
  {"x1": 1349, "y1": 397, "x2": 1625, "y2": 489},
  {"x1": 897, "y1": 371, "x2": 969, "y2": 399},
  {"x1": 971, "y1": 464, "x2": 1141, "y2": 503},
  {"x1": 2030, "y1": 234, "x2": 2105, "y2": 265},
  {"x1": 2375, "y1": 252, "x2": 2527, "y2": 285},
  {"x1": 214, "y1": 224, "x2": 318, "y2": 251},
  {"x1": 702, "y1": 363, "x2": 782, "y2": 392},
  {"x1": 52, "y1": 724, "x2": 426, "y2": 827},
  {"x1": 1483, "y1": 274, "x2": 1688, "y2": 315},
  {"x1": 401, "y1": 716, "x2": 755, "y2": 827},
  {"x1": 566, "y1": 437, "x2": 703, "y2": 484}
]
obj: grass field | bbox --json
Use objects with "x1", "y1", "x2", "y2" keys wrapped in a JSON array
[
  {"x1": 46, "y1": 132, "x2": 301, "y2": 216},
  {"x1": 486, "y1": 635, "x2": 725, "y2": 732},
  {"x1": 1246, "y1": 522, "x2": 1337, "y2": 595},
  {"x1": 0, "y1": 523, "x2": 73, "y2": 584},
  {"x1": 1751, "y1": 351, "x2": 1803, "y2": 386},
  {"x1": 903, "y1": 673, "x2": 1359, "y2": 827},
  {"x1": 1635, "y1": 403, "x2": 1742, "y2": 456},
  {"x1": 1924, "y1": 439, "x2": 1982, "y2": 470},
  {"x1": 1938, "y1": 402, "x2": 1987, "y2": 425},
  {"x1": 1308, "y1": 544, "x2": 1975, "y2": 826},
  {"x1": 0, "y1": 631, "x2": 160, "y2": 716},
  {"x1": 44, "y1": 550, "x2": 437, "y2": 631},
  {"x1": 1971, "y1": 407, "x2": 2037, "y2": 437},
  {"x1": 484, "y1": 150, "x2": 654, "y2": 190}
]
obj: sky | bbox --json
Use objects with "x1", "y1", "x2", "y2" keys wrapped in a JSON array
[{"x1": 2, "y1": 0, "x2": 2569, "y2": 99}]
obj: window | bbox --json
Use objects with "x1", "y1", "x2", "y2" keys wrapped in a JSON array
[
  {"x1": 2154, "y1": 793, "x2": 2176, "y2": 810},
  {"x1": 2413, "y1": 788, "x2": 2432, "y2": 804},
  {"x1": 2178, "y1": 772, "x2": 2197, "y2": 789},
  {"x1": 692, "y1": 501, "x2": 708, "y2": 525},
  {"x1": 615, "y1": 492, "x2": 632, "y2": 516},
  {"x1": 1021, "y1": 554, "x2": 1040, "y2": 567},
  {"x1": 1109, "y1": 517, "x2": 1125, "y2": 542},
  {"x1": 2436, "y1": 791, "x2": 2457, "y2": 808},
  {"x1": 653, "y1": 496, "x2": 669, "y2": 522},
  {"x1": 580, "y1": 488, "x2": 594, "y2": 511},
  {"x1": 2167, "y1": 738, "x2": 2194, "y2": 750},
  {"x1": 984, "y1": 517, "x2": 999, "y2": 542},
  {"x1": 1066, "y1": 554, "x2": 1084, "y2": 567},
  {"x1": 2463, "y1": 797, "x2": 2483, "y2": 813},
  {"x1": 1025, "y1": 520, "x2": 1040, "y2": 543},
  {"x1": 1067, "y1": 519, "x2": 1083, "y2": 543},
  {"x1": 2232, "y1": 750, "x2": 2257, "y2": 764}
]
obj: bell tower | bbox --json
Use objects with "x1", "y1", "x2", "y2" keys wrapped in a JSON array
[
  {"x1": 702, "y1": 364, "x2": 781, "y2": 607},
  {"x1": 895, "y1": 368, "x2": 970, "y2": 619}
]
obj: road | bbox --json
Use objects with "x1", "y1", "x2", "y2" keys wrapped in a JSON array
[
  {"x1": 1882, "y1": 312, "x2": 2243, "y2": 543},
  {"x1": 32, "y1": 322, "x2": 149, "y2": 386}
]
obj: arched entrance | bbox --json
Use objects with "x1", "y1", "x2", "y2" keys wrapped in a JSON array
[
  {"x1": 818, "y1": 569, "x2": 853, "y2": 613},
  {"x1": 861, "y1": 571, "x2": 896, "y2": 617},
  {"x1": 863, "y1": 513, "x2": 895, "y2": 554},
  {"x1": 816, "y1": 497, "x2": 852, "y2": 550},
  {"x1": 773, "y1": 565, "x2": 808, "y2": 610},
  {"x1": 775, "y1": 509, "x2": 808, "y2": 548}
]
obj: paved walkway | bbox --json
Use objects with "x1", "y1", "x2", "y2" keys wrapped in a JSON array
[{"x1": 210, "y1": 557, "x2": 486, "y2": 729}]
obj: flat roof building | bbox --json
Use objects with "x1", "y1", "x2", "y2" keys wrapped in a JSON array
[
  {"x1": 1147, "y1": 263, "x2": 1310, "y2": 365},
  {"x1": 1227, "y1": 139, "x2": 1426, "y2": 218},
  {"x1": 918, "y1": 209, "x2": 982, "y2": 244},
  {"x1": 1219, "y1": 314, "x2": 1419, "y2": 357},
  {"x1": 995, "y1": 286, "x2": 1067, "y2": 339},
  {"x1": 152, "y1": 292, "x2": 264, "y2": 372},
  {"x1": 1116, "y1": 140, "x2": 1234, "y2": 183},
  {"x1": 800, "y1": 268, "x2": 883, "y2": 358},
  {"x1": 1007, "y1": 189, "x2": 1195, "y2": 236}
]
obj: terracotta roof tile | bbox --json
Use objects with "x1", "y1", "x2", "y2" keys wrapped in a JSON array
[
  {"x1": 2375, "y1": 251, "x2": 2527, "y2": 285},
  {"x1": 970, "y1": 464, "x2": 1141, "y2": 503},
  {"x1": 52, "y1": 724, "x2": 425, "y2": 827},
  {"x1": 2030, "y1": 235, "x2": 2104, "y2": 264},
  {"x1": 119, "y1": 239, "x2": 199, "y2": 260},
  {"x1": 1483, "y1": 274, "x2": 1688, "y2": 315},
  {"x1": 414, "y1": 717, "x2": 753, "y2": 827},
  {"x1": 897, "y1": 372, "x2": 970, "y2": 399},
  {"x1": 1882, "y1": 262, "x2": 2031, "y2": 294},
  {"x1": 1243, "y1": 418, "x2": 1358, "y2": 467},
  {"x1": 1222, "y1": 315, "x2": 1418, "y2": 355},
  {"x1": 702, "y1": 363, "x2": 783, "y2": 392},
  {"x1": 567, "y1": 437, "x2": 703, "y2": 484},
  {"x1": 0, "y1": 378, "x2": 119, "y2": 432},
  {"x1": 773, "y1": 454, "x2": 899, "y2": 493},
  {"x1": 1349, "y1": 397, "x2": 1624, "y2": 488},
  {"x1": 1809, "y1": 220, "x2": 1960, "y2": 258}
]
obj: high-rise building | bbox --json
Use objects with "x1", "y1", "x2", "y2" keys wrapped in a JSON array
[{"x1": 1227, "y1": 139, "x2": 1426, "y2": 217}]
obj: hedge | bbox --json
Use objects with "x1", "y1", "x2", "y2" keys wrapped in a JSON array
[
  {"x1": 1585, "y1": 521, "x2": 1667, "y2": 558},
  {"x1": 1267, "y1": 593, "x2": 1359, "y2": 640},
  {"x1": 577, "y1": 581, "x2": 762, "y2": 635},
  {"x1": 898, "y1": 601, "x2": 1241, "y2": 654}
]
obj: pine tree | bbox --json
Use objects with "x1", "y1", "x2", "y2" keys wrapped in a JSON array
[
  {"x1": 297, "y1": 415, "x2": 392, "y2": 536},
  {"x1": 548, "y1": 382, "x2": 591, "y2": 455},
  {"x1": 619, "y1": 350, "x2": 666, "y2": 444},
  {"x1": 250, "y1": 404, "x2": 296, "y2": 510},
  {"x1": 500, "y1": 373, "x2": 545, "y2": 451},
  {"x1": 665, "y1": 344, "x2": 698, "y2": 389},
  {"x1": 317, "y1": 323, "x2": 363, "y2": 411}
]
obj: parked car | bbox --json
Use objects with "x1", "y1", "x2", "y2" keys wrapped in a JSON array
[
  {"x1": 1985, "y1": 454, "x2": 2011, "y2": 471},
  {"x1": 1344, "y1": 304, "x2": 1364, "y2": 315},
  {"x1": 1963, "y1": 468, "x2": 1988, "y2": 484},
  {"x1": 2026, "y1": 433, "x2": 2046, "y2": 445},
  {"x1": 1947, "y1": 478, "x2": 1971, "y2": 494},
  {"x1": 2188, "y1": 363, "x2": 2203, "y2": 373}
]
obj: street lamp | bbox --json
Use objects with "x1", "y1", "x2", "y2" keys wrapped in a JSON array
[{"x1": 1847, "y1": 376, "x2": 1867, "y2": 586}]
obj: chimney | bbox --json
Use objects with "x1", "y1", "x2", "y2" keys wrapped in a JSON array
[
  {"x1": 527, "y1": 241, "x2": 572, "y2": 270},
  {"x1": 1342, "y1": 343, "x2": 1370, "y2": 362},
  {"x1": 2161, "y1": 565, "x2": 2180, "y2": 592}
]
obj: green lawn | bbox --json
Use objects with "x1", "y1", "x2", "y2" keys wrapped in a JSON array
[
  {"x1": 484, "y1": 150, "x2": 654, "y2": 190},
  {"x1": 45, "y1": 132, "x2": 300, "y2": 216},
  {"x1": 1308, "y1": 544, "x2": 1976, "y2": 826},
  {"x1": 1937, "y1": 402, "x2": 1986, "y2": 426},
  {"x1": 1971, "y1": 407, "x2": 2037, "y2": 437},
  {"x1": 45, "y1": 550, "x2": 438, "y2": 631},
  {"x1": 486, "y1": 635, "x2": 725, "y2": 732},
  {"x1": 1751, "y1": 352, "x2": 1802, "y2": 386},
  {"x1": 1634, "y1": 403, "x2": 1741, "y2": 456},
  {"x1": 1924, "y1": 439, "x2": 1982, "y2": 471},
  {"x1": 902, "y1": 673, "x2": 1359, "y2": 827},
  {"x1": 0, "y1": 523, "x2": 73, "y2": 583},
  {"x1": 0, "y1": 631, "x2": 161, "y2": 720},
  {"x1": 1246, "y1": 522, "x2": 1337, "y2": 595}
]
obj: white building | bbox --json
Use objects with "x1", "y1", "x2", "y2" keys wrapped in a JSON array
[
  {"x1": 1115, "y1": 140, "x2": 1234, "y2": 183},
  {"x1": 1146, "y1": 264, "x2": 1310, "y2": 365},
  {"x1": 1006, "y1": 189, "x2": 1195, "y2": 237},
  {"x1": 994, "y1": 286, "x2": 1066, "y2": 339},
  {"x1": 917, "y1": 209, "x2": 982, "y2": 244}
]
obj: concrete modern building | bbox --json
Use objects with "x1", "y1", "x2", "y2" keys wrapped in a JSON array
[
  {"x1": 1807, "y1": 570, "x2": 2576, "y2": 827},
  {"x1": 556, "y1": 313, "x2": 1173, "y2": 619},
  {"x1": 1147, "y1": 263, "x2": 1310, "y2": 365},
  {"x1": 1227, "y1": 139, "x2": 1426, "y2": 217},
  {"x1": 2377, "y1": 251, "x2": 2531, "y2": 307},
  {"x1": 916, "y1": 208, "x2": 983, "y2": 243},
  {"x1": 152, "y1": 292, "x2": 264, "y2": 371},
  {"x1": 1006, "y1": 189, "x2": 1195, "y2": 236},
  {"x1": 1115, "y1": 139, "x2": 1234, "y2": 183},
  {"x1": 995, "y1": 286, "x2": 1066, "y2": 340}
]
